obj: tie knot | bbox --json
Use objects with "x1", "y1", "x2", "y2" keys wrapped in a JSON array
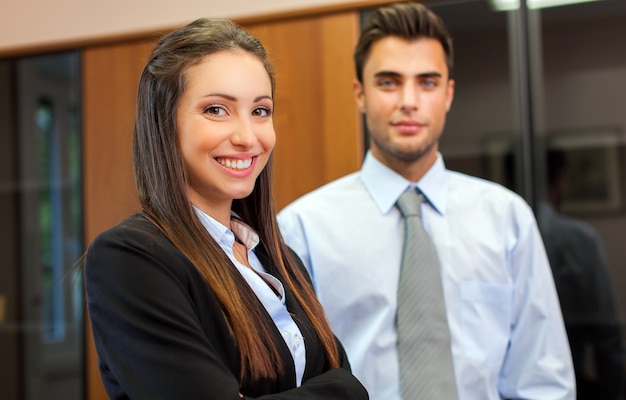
[{"x1": 397, "y1": 190, "x2": 424, "y2": 218}]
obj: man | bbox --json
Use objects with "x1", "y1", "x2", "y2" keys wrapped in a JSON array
[
  {"x1": 537, "y1": 148, "x2": 624, "y2": 399},
  {"x1": 278, "y1": 2, "x2": 575, "y2": 399}
]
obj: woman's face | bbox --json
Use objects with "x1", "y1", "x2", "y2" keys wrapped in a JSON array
[{"x1": 177, "y1": 50, "x2": 275, "y2": 215}]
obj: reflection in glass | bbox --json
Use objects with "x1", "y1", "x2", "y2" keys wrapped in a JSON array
[
  {"x1": 430, "y1": 0, "x2": 626, "y2": 397},
  {"x1": 36, "y1": 98, "x2": 65, "y2": 342},
  {"x1": 538, "y1": 146, "x2": 624, "y2": 399},
  {"x1": 3, "y1": 50, "x2": 85, "y2": 400}
]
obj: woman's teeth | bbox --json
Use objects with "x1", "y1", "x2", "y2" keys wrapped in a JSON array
[{"x1": 217, "y1": 158, "x2": 252, "y2": 170}]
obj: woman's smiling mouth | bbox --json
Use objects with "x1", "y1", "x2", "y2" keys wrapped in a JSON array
[{"x1": 216, "y1": 157, "x2": 253, "y2": 170}]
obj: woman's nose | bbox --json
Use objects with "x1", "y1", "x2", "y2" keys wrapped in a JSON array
[{"x1": 231, "y1": 118, "x2": 255, "y2": 147}]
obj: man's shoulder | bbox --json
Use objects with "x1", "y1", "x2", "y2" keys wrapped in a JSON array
[
  {"x1": 447, "y1": 168, "x2": 503, "y2": 187},
  {"x1": 444, "y1": 169, "x2": 534, "y2": 220},
  {"x1": 543, "y1": 206, "x2": 599, "y2": 240},
  {"x1": 447, "y1": 169, "x2": 523, "y2": 199}
]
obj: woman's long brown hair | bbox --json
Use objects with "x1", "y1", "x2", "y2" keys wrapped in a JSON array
[{"x1": 133, "y1": 18, "x2": 339, "y2": 384}]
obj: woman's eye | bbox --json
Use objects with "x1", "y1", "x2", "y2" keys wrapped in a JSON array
[
  {"x1": 205, "y1": 105, "x2": 227, "y2": 116},
  {"x1": 252, "y1": 107, "x2": 272, "y2": 117}
]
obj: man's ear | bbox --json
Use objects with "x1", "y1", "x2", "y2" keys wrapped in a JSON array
[
  {"x1": 445, "y1": 79, "x2": 455, "y2": 112},
  {"x1": 353, "y1": 79, "x2": 366, "y2": 113}
]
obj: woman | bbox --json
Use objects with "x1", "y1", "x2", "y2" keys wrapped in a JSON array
[{"x1": 85, "y1": 18, "x2": 368, "y2": 400}]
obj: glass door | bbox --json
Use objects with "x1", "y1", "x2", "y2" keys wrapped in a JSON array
[
  {"x1": 431, "y1": 0, "x2": 626, "y2": 397},
  {"x1": 0, "y1": 51, "x2": 84, "y2": 400}
]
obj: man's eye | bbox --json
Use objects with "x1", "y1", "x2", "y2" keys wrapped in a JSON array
[
  {"x1": 378, "y1": 79, "x2": 397, "y2": 88},
  {"x1": 422, "y1": 79, "x2": 438, "y2": 88}
]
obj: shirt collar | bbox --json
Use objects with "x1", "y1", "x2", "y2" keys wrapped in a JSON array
[
  {"x1": 231, "y1": 219, "x2": 260, "y2": 249},
  {"x1": 361, "y1": 150, "x2": 448, "y2": 215},
  {"x1": 192, "y1": 206, "x2": 260, "y2": 250}
]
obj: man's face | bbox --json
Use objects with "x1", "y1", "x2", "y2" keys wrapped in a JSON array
[{"x1": 354, "y1": 36, "x2": 454, "y2": 180}]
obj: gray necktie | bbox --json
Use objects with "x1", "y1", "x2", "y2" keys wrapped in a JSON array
[{"x1": 396, "y1": 189, "x2": 458, "y2": 399}]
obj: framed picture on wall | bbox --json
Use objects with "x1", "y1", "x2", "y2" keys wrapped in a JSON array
[
  {"x1": 481, "y1": 128, "x2": 625, "y2": 216},
  {"x1": 549, "y1": 129, "x2": 624, "y2": 215}
]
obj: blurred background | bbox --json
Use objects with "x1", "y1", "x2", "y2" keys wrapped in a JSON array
[{"x1": 0, "y1": 0, "x2": 624, "y2": 398}]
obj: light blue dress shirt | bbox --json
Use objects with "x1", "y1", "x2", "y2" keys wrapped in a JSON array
[
  {"x1": 278, "y1": 151, "x2": 575, "y2": 399},
  {"x1": 194, "y1": 207, "x2": 306, "y2": 387}
]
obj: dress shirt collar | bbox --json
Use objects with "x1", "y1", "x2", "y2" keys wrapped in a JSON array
[
  {"x1": 231, "y1": 219, "x2": 261, "y2": 250},
  {"x1": 361, "y1": 150, "x2": 448, "y2": 215},
  {"x1": 193, "y1": 205, "x2": 280, "y2": 293},
  {"x1": 192, "y1": 206, "x2": 260, "y2": 250}
]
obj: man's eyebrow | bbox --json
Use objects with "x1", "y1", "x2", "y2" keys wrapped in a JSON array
[
  {"x1": 373, "y1": 71, "x2": 443, "y2": 79},
  {"x1": 417, "y1": 72, "x2": 443, "y2": 79},
  {"x1": 373, "y1": 70, "x2": 402, "y2": 79}
]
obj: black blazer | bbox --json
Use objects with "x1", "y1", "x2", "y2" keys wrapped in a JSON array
[{"x1": 85, "y1": 212, "x2": 367, "y2": 400}]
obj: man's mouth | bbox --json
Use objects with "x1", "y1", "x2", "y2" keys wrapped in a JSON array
[{"x1": 393, "y1": 121, "x2": 424, "y2": 134}]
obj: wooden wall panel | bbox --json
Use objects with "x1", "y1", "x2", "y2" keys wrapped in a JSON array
[
  {"x1": 82, "y1": 39, "x2": 154, "y2": 400},
  {"x1": 246, "y1": 11, "x2": 363, "y2": 210},
  {"x1": 83, "y1": 40, "x2": 154, "y2": 237}
]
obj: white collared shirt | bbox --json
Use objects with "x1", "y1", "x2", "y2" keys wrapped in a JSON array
[
  {"x1": 194, "y1": 207, "x2": 306, "y2": 386},
  {"x1": 278, "y1": 151, "x2": 575, "y2": 400}
]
